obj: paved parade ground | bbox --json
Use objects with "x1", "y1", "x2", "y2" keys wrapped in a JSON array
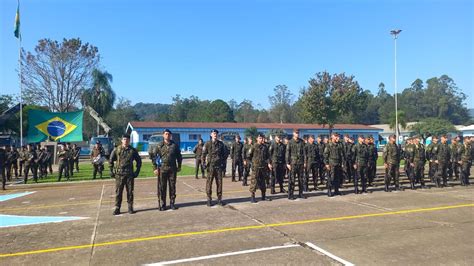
[{"x1": 1, "y1": 170, "x2": 473, "y2": 266}]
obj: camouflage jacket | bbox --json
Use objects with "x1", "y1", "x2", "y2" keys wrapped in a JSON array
[
  {"x1": 434, "y1": 143, "x2": 450, "y2": 164},
  {"x1": 324, "y1": 141, "x2": 345, "y2": 166},
  {"x1": 247, "y1": 143, "x2": 270, "y2": 168},
  {"x1": 286, "y1": 138, "x2": 305, "y2": 165},
  {"x1": 269, "y1": 141, "x2": 286, "y2": 165},
  {"x1": 202, "y1": 139, "x2": 227, "y2": 168},
  {"x1": 193, "y1": 143, "x2": 204, "y2": 159},
  {"x1": 352, "y1": 142, "x2": 369, "y2": 166},
  {"x1": 304, "y1": 142, "x2": 321, "y2": 165},
  {"x1": 383, "y1": 143, "x2": 400, "y2": 165},
  {"x1": 150, "y1": 140, "x2": 182, "y2": 171},
  {"x1": 109, "y1": 145, "x2": 142, "y2": 177},
  {"x1": 230, "y1": 141, "x2": 244, "y2": 162}
]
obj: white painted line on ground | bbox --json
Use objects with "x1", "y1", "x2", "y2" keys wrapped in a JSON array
[
  {"x1": 145, "y1": 244, "x2": 300, "y2": 265},
  {"x1": 305, "y1": 242, "x2": 354, "y2": 266}
]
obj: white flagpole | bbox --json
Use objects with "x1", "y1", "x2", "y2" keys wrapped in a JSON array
[{"x1": 18, "y1": 36, "x2": 23, "y2": 146}]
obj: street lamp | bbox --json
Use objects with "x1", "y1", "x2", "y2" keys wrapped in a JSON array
[{"x1": 390, "y1": 29, "x2": 402, "y2": 144}]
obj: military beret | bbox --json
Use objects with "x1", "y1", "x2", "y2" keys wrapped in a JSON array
[
  {"x1": 235, "y1": 135, "x2": 241, "y2": 139},
  {"x1": 163, "y1": 129, "x2": 172, "y2": 134},
  {"x1": 293, "y1": 128, "x2": 299, "y2": 133},
  {"x1": 211, "y1": 129, "x2": 219, "y2": 134},
  {"x1": 122, "y1": 133, "x2": 131, "y2": 139},
  {"x1": 358, "y1": 135, "x2": 365, "y2": 139},
  {"x1": 96, "y1": 140, "x2": 101, "y2": 144},
  {"x1": 257, "y1": 132, "x2": 265, "y2": 138}
]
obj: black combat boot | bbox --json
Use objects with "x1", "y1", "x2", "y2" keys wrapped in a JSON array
[
  {"x1": 262, "y1": 192, "x2": 272, "y2": 201},
  {"x1": 170, "y1": 200, "x2": 177, "y2": 210},
  {"x1": 327, "y1": 186, "x2": 333, "y2": 197},
  {"x1": 251, "y1": 193, "x2": 256, "y2": 203},
  {"x1": 280, "y1": 185, "x2": 286, "y2": 194},
  {"x1": 113, "y1": 208, "x2": 120, "y2": 215},
  {"x1": 206, "y1": 199, "x2": 212, "y2": 207},
  {"x1": 271, "y1": 188, "x2": 276, "y2": 194},
  {"x1": 128, "y1": 205, "x2": 135, "y2": 214},
  {"x1": 217, "y1": 197, "x2": 225, "y2": 206},
  {"x1": 410, "y1": 181, "x2": 415, "y2": 190}
]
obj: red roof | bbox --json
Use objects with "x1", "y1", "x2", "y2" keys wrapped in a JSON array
[{"x1": 129, "y1": 121, "x2": 381, "y2": 131}]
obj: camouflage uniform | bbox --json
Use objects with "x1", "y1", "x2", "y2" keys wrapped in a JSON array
[
  {"x1": 317, "y1": 141, "x2": 326, "y2": 185},
  {"x1": 367, "y1": 141, "x2": 378, "y2": 186},
  {"x1": 404, "y1": 142, "x2": 415, "y2": 188},
  {"x1": 434, "y1": 142, "x2": 450, "y2": 187},
  {"x1": 324, "y1": 141, "x2": 345, "y2": 196},
  {"x1": 352, "y1": 142, "x2": 369, "y2": 193},
  {"x1": 247, "y1": 142, "x2": 271, "y2": 201},
  {"x1": 73, "y1": 146, "x2": 81, "y2": 172},
  {"x1": 110, "y1": 145, "x2": 142, "y2": 214},
  {"x1": 57, "y1": 150, "x2": 69, "y2": 181},
  {"x1": 193, "y1": 142, "x2": 205, "y2": 179},
  {"x1": 150, "y1": 140, "x2": 182, "y2": 210},
  {"x1": 286, "y1": 137, "x2": 306, "y2": 199},
  {"x1": 450, "y1": 142, "x2": 462, "y2": 181},
  {"x1": 269, "y1": 140, "x2": 286, "y2": 194},
  {"x1": 383, "y1": 143, "x2": 402, "y2": 191},
  {"x1": 230, "y1": 140, "x2": 244, "y2": 182},
  {"x1": 24, "y1": 147, "x2": 37, "y2": 184},
  {"x1": 0, "y1": 147, "x2": 6, "y2": 190},
  {"x1": 202, "y1": 139, "x2": 227, "y2": 205},
  {"x1": 408, "y1": 143, "x2": 427, "y2": 188},
  {"x1": 304, "y1": 142, "x2": 321, "y2": 191},
  {"x1": 344, "y1": 141, "x2": 354, "y2": 184},
  {"x1": 90, "y1": 146, "x2": 105, "y2": 179},
  {"x1": 460, "y1": 142, "x2": 471, "y2": 186},
  {"x1": 242, "y1": 141, "x2": 252, "y2": 186},
  {"x1": 426, "y1": 141, "x2": 439, "y2": 182}
]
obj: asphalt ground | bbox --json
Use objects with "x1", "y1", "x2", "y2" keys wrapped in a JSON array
[{"x1": 0, "y1": 164, "x2": 473, "y2": 266}]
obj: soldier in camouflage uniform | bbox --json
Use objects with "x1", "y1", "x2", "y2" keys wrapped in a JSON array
[
  {"x1": 9, "y1": 145, "x2": 19, "y2": 178},
  {"x1": 18, "y1": 146, "x2": 26, "y2": 177},
  {"x1": 317, "y1": 136, "x2": 326, "y2": 186},
  {"x1": 110, "y1": 134, "x2": 142, "y2": 215},
  {"x1": 150, "y1": 129, "x2": 183, "y2": 211},
  {"x1": 426, "y1": 136, "x2": 439, "y2": 183},
  {"x1": 91, "y1": 141, "x2": 105, "y2": 179},
  {"x1": 202, "y1": 129, "x2": 227, "y2": 207},
  {"x1": 242, "y1": 137, "x2": 253, "y2": 186},
  {"x1": 343, "y1": 135, "x2": 354, "y2": 184},
  {"x1": 433, "y1": 135, "x2": 451, "y2": 187},
  {"x1": 247, "y1": 133, "x2": 272, "y2": 203},
  {"x1": 57, "y1": 145, "x2": 69, "y2": 181},
  {"x1": 24, "y1": 144, "x2": 37, "y2": 184},
  {"x1": 408, "y1": 136, "x2": 428, "y2": 189},
  {"x1": 324, "y1": 133, "x2": 345, "y2": 197},
  {"x1": 5, "y1": 146, "x2": 13, "y2": 181},
  {"x1": 269, "y1": 134, "x2": 286, "y2": 194},
  {"x1": 352, "y1": 135, "x2": 369, "y2": 194},
  {"x1": 286, "y1": 129, "x2": 306, "y2": 200},
  {"x1": 304, "y1": 135, "x2": 321, "y2": 192},
  {"x1": 193, "y1": 138, "x2": 205, "y2": 179},
  {"x1": 72, "y1": 144, "x2": 81, "y2": 173},
  {"x1": 0, "y1": 146, "x2": 6, "y2": 190},
  {"x1": 367, "y1": 136, "x2": 378, "y2": 187},
  {"x1": 66, "y1": 143, "x2": 74, "y2": 178},
  {"x1": 230, "y1": 135, "x2": 244, "y2": 182},
  {"x1": 460, "y1": 137, "x2": 471, "y2": 186},
  {"x1": 404, "y1": 138, "x2": 415, "y2": 189},
  {"x1": 449, "y1": 136, "x2": 462, "y2": 181},
  {"x1": 383, "y1": 134, "x2": 402, "y2": 192}
]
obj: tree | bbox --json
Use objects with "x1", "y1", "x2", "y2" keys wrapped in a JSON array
[
  {"x1": 21, "y1": 38, "x2": 100, "y2": 112},
  {"x1": 234, "y1": 99, "x2": 259, "y2": 123},
  {"x1": 244, "y1": 127, "x2": 258, "y2": 139},
  {"x1": 105, "y1": 97, "x2": 138, "y2": 138},
  {"x1": 409, "y1": 118, "x2": 457, "y2": 141},
  {"x1": 207, "y1": 100, "x2": 234, "y2": 122},
  {"x1": 389, "y1": 110, "x2": 408, "y2": 132},
  {"x1": 268, "y1": 85, "x2": 294, "y2": 123}
]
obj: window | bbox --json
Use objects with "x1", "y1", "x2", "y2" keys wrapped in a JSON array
[
  {"x1": 189, "y1": 134, "x2": 201, "y2": 141},
  {"x1": 143, "y1": 134, "x2": 152, "y2": 141}
]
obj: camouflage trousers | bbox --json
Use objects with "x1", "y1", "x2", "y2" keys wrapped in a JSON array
[
  {"x1": 250, "y1": 167, "x2": 267, "y2": 194},
  {"x1": 206, "y1": 166, "x2": 223, "y2": 200},
  {"x1": 158, "y1": 168, "x2": 177, "y2": 206},
  {"x1": 115, "y1": 175, "x2": 134, "y2": 210}
]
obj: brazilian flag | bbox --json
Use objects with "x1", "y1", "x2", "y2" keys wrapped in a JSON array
[{"x1": 28, "y1": 110, "x2": 83, "y2": 142}]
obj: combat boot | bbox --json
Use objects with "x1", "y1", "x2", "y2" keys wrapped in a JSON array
[
  {"x1": 280, "y1": 185, "x2": 286, "y2": 194},
  {"x1": 410, "y1": 182, "x2": 415, "y2": 190},
  {"x1": 271, "y1": 188, "x2": 276, "y2": 194},
  {"x1": 128, "y1": 205, "x2": 135, "y2": 214},
  {"x1": 334, "y1": 189, "x2": 342, "y2": 196},
  {"x1": 217, "y1": 197, "x2": 225, "y2": 206},
  {"x1": 251, "y1": 193, "x2": 256, "y2": 203},
  {"x1": 206, "y1": 199, "x2": 212, "y2": 207},
  {"x1": 262, "y1": 192, "x2": 271, "y2": 201},
  {"x1": 170, "y1": 200, "x2": 177, "y2": 210},
  {"x1": 113, "y1": 208, "x2": 120, "y2": 215},
  {"x1": 327, "y1": 186, "x2": 333, "y2": 197}
]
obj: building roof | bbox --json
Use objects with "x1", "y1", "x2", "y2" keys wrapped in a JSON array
[
  {"x1": 459, "y1": 125, "x2": 474, "y2": 131},
  {"x1": 128, "y1": 121, "x2": 382, "y2": 131},
  {"x1": 370, "y1": 122, "x2": 418, "y2": 134}
]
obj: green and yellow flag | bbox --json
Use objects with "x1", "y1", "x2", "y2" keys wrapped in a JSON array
[
  {"x1": 14, "y1": 1, "x2": 20, "y2": 39},
  {"x1": 28, "y1": 110, "x2": 83, "y2": 142}
]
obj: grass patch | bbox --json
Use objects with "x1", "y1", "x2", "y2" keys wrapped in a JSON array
[{"x1": 34, "y1": 162, "x2": 195, "y2": 184}]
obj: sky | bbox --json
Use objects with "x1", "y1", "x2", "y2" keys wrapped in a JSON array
[{"x1": 0, "y1": 0, "x2": 473, "y2": 109}]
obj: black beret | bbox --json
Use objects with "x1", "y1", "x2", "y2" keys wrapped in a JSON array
[
  {"x1": 163, "y1": 129, "x2": 172, "y2": 134},
  {"x1": 211, "y1": 129, "x2": 219, "y2": 134},
  {"x1": 122, "y1": 134, "x2": 131, "y2": 139}
]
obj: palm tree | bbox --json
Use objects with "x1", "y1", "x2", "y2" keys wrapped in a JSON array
[
  {"x1": 82, "y1": 69, "x2": 115, "y2": 135},
  {"x1": 389, "y1": 110, "x2": 407, "y2": 134}
]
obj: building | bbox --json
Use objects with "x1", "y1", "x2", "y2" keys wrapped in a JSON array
[
  {"x1": 459, "y1": 125, "x2": 474, "y2": 137},
  {"x1": 126, "y1": 121, "x2": 383, "y2": 153}
]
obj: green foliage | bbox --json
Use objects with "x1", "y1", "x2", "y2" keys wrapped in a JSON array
[
  {"x1": 268, "y1": 85, "x2": 295, "y2": 123},
  {"x1": 105, "y1": 97, "x2": 138, "y2": 138},
  {"x1": 244, "y1": 127, "x2": 258, "y2": 138},
  {"x1": 409, "y1": 118, "x2": 457, "y2": 139},
  {"x1": 389, "y1": 110, "x2": 408, "y2": 131}
]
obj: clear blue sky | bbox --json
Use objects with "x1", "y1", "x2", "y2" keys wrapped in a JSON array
[{"x1": 1, "y1": 0, "x2": 473, "y2": 109}]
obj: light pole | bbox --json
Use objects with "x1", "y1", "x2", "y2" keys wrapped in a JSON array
[{"x1": 390, "y1": 29, "x2": 402, "y2": 144}]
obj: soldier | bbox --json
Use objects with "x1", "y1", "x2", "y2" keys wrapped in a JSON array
[
  {"x1": 90, "y1": 141, "x2": 105, "y2": 179},
  {"x1": 18, "y1": 146, "x2": 25, "y2": 177},
  {"x1": 23, "y1": 144, "x2": 37, "y2": 184},
  {"x1": 304, "y1": 135, "x2": 321, "y2": 192},
  {"x1": 110, "y1": 134, "x2": 142, "y2": 215},
  {"x1": 202, "y1": 129, "x2": 227, "y2": 207},
  {"x1": 317, "y1": 136, "x2": 326, "y2": 186},
  {"x1": 72, "y1": 144, "x2": 81, "y2": 173},
  {"x1": 409, "y1": 136, "x2": 428, "y2": 189},
  {"x1": 460, "y1": 137, "x2": 471, "y2": 186},
  {"x1": 434, "y1": 135, "x2": 450, "y2": 187},
  {"x1": 66, "y1": 143, "x2": 74, "y2": 178},
  {"x1": 230, "y1": 135, "x2": 244, "y2": 182},
  {"x1": 5, "y1": 146, "x2": 13, "y2": 181},
  {"x1": 367, "y1": 136, "x2": 378, "y2": 187},
  {"x1": 193, "y1": 138, "x2": 205, "y2": 179},
  {"x1": 449, "y1": 136, "x2": 462, "y2": 181},
  {"x1": 57, "y1": 145, "x2": 69, "y2": 181},
  {"x1": 42, "y1": 147, "x2": 52, "y2": 178},
  {"x1": 352, "y1": 135, "x2": 369, "y2": 194},
  {"x1": 37, "y1": 147, "x2": 46, "y2": 179},
  {"x1": 404, "y1": 138, "x2": 415, "y2": 188},
  {"x1": 247, "y1": 133, "x2": 272, "y2": 203},
  {"x1": 0, "y1": 146, "x2": 6, "y2": 189},
  {"x1": 343, "y1": 135, "x2": 354, "y2": 184},
  {"x1": 324, "y1": 133, "x2": 345, "y2": 197},
  {"x1": 220, "y1": 136, "x2": 230, "y2": 178},
  {"x1": 383, "y1": 134, "x2": 402, "y2": 192},
  {"x1": 150, "y1": 129, "x2": 183, "y2": 211},
  {"x1": 286, "y1": 129, "x2": 306, "y2": 200},
  {"x1": 10, "y1": 145, "x2": 19, "y2": 178},
  {"x1": 242, "y1": 136, "x2": 253, "y2": 186},
  {"x1": 426, "y1": 136, "x2": 439, "y2": 183},
  {"x1": 269, "y1": 134, "x2": 286, "y2": 194}
]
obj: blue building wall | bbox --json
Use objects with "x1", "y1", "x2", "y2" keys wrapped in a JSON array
[{"x1": 130, "y1": 126, "x2": 382, "y2": 152}]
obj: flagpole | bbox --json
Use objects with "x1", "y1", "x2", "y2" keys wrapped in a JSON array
[{"x1": 18, "y1": 36, "x2": 23, "y2": 147}]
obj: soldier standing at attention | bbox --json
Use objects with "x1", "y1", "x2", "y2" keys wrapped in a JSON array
[
  {"x1": 0, "y1": 146, "x2": 6, "y2": 190},
  {"x1": 57, "y1": 145, "x2": 69, "y2": 181},
  {"x1": 383, "y1": 134, "x2": 403, "y2": 192},
  {"x1": 367, "y1": 136, "x2": 378, "y2": 187},
  {"x1": 434, "y1": 135, "x2": 451, "y2": 187},
  {"x1": 304, "y1": 135, "x2": 321, "y2": 192},
  {"x1": 247, "y1": 133, "x2": 272, "y2": 203},
  {"x1": 24, "y1": 144, "x2": 37, "y2": 184},
  {"x1": 91, "y1": 141, "x2": 105, "y2": 179},
  {"x1": 66, "y1": 143, "x2": 74, "y2": 178},
  {"x1": 269, "y1": 134, "x2": 286, "y2": 194},
  {"x1": 72, "y1": 144, "x2": 81, "y2": 173},
  {"x1": 426, "y1": 136, "x2": 439, "y2": 183},
  {"x1": 460, "y1": 137, "x2": 471, "y2": 186},
  {"x1": 193, "y1": 138, "x2": 205, "y2": 179},
  {"x1": 10, "y1": 146, "x2": 19, "y2": 178},
  {"x1": 5, "y1": 146, "x2": 13, "y2": 181},
  {"x1": 316, "y1": 136, "x2": 326, "y2": 186},
  {"x1": 202, "y1": 129, "x2": 227, "y2": 207},
  {"x1": 230, "y1": 135, "x2": 244, "y2": 182},
  {"x1": 449, "y1": 136, "x2": 462, "y2": 182},
  {"x1": 352, "y1": 135, "x2": 369, "y2": 194},
  {"x1": 18, "y1": 146, "x2": 25, "y2": 177},
  {"x1": 409, "y1": 136, "x2": 428, "y2": 189},
  {"x1": 242, "y1": 136, "x2": 253, "y2": 186},
  {"x1": 286, "y1": 129, "x2": 306, "y2": 200},
  {"x1": 150, "y1": 129, "x2": 182, "y2": 211},
  {"x1": 404, "y1": 138, "x2": 415, "y2": 188},
  {"x1": 324, "y1": 133, "x2": 345, "y2": 197},
  {"x1": 110, "y1": 134, "x2": 142, "y2": 215},
  {"x1": 343, "y1": 135, "x2": 354, "y2": 184}
]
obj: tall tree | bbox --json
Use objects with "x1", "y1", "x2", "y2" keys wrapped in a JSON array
[
  {"x1": 268, "y1": 85, "x2": 294, "y2": 123},
  {"x1": 207, "y1": 100, "x2": 234, "y2": 122},
  {"x1": 234, "y1": 99, "x2": 259, "y2": 123},
  {"x1": 409, "y1": 118, "x2": 457, "y2": 141},
  {"x1": 21, "y1": 38, "x2": 99, "y2": 112}
]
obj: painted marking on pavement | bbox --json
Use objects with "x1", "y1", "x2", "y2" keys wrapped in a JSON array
[
  {"x1": 145, "y1": 244, "x2": 300, "y2": 265},
  {"x1": 0, "y1": 191, "x2": 35, "y2": 202},
  {"x1": 0, "y1": 203, "x2": 472, "y2": 258},
  {"x1": 305, "y1": 242, "x2": 354, "y2": 266},
  {"x1": 0, "y1": 214, "x2": 87, "y2": 228}
]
